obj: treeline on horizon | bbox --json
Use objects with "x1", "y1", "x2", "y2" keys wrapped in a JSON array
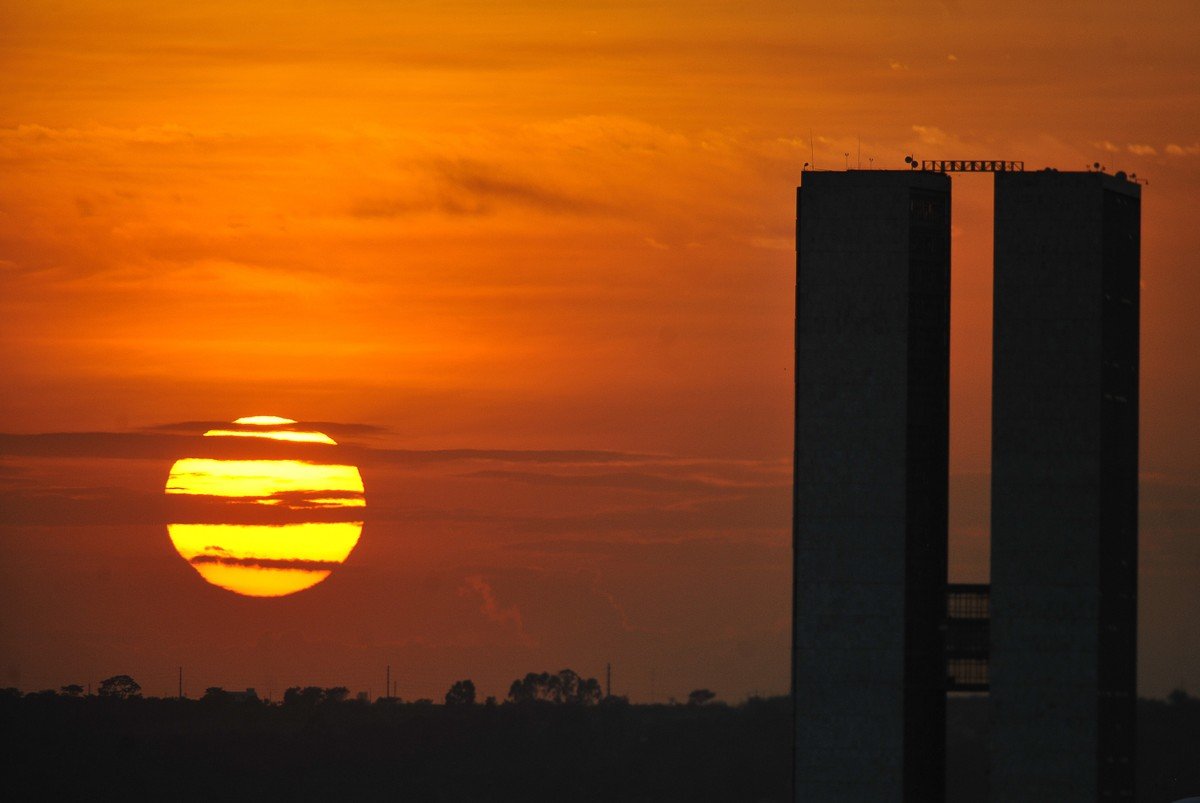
[
  {"x1": 1, "y1": 668, "x2": 786, "y2": 802},
  {"x1": 3, "y1": 681, "x2": 1197, "y2": 802},
  {"x1": 3, "y1": 667, "x2": 720, "y2": 708}
]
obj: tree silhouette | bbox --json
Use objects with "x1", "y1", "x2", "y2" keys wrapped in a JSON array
[
  {"x1": 554, "y1": 669, "x2": 601, "y2": 705},
  {"x1": 556, "y1": 669, "x2": 581, "y2": 703},
  {"x1": 687, "y1": 688, "x2": 716, "y2": 707},
  {"x1": 507, "y1": 669, "x2": 602, "y2": 705},
  {"x1": 324, "y1": 687, "x2": 349, "y2": 703},
  {"x1": 507, "y1": 671, "x2": 555, "y2": 704},
  {"x1": 202, "y1": 687, "x2": 231, "y2": 703},
  {"x1": 283, "y1": 686, "x2": 325, "y2": 706},
  {"x1": 60, "y1": 684, "x2": 84, "y2": 697},
  {"x1": 575, "y1": 676, "x2": 602, "y2": 706},
  {"x1": 98, "y1": 675, "x2": 141, "y2": 699},
  {"x1": 444, "y1": 679, "x2": 476, "y2": 706}
]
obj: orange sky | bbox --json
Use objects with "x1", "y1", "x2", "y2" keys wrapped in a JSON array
[{"x1": 1, "y1": 0, "x2": 1199, "y2": 701}]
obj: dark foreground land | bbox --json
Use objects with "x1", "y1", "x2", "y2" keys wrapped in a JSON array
[
  {"x1": 3, "y1": 692, "x2": 1198, "y2": 801},
  {"x1": 3, "y1": 694, "x2": 789, "y2": 801}
]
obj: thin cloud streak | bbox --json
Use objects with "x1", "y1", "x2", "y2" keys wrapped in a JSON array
[
  {"x1": 460, "y1": 469, "x2": 786, "y2": 493},
  {"x1": 0, "y1": 430, "x2": 655, "y2": 466}
]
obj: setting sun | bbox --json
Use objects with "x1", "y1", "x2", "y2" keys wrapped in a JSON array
[{"x1": 164, "y1": 417, "x2": 366, "y2": 597}]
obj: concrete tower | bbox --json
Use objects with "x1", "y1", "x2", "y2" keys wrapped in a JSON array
[
  {"x1": 990, "y1": 171, "x2": 1140, "y2": 801},
  {"x1": 794, "y1": 170, "x2": 951, "y2": 802}
]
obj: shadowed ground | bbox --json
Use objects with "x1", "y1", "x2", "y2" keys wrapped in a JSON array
[{"x1": 2, "y1": 692, "x2": 1196, "y2": 800}]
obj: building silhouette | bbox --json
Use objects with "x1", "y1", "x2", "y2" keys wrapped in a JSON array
[
  {"x1": 990, "y1": 171, "x2": 1140, "y2": 801},
  {"x1": 793, "y1": 166, "x2": 1140, "y2": 802},
  {"x1": 793, "y1": 170, "x2": 950, "y2": 802}
]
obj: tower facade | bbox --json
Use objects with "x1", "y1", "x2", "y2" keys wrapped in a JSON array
[
  {"x1": 793, "y1": 170, "x2": 950, "y2": 802},
  {"x1": 990, "y1": 171, "x2": 1140, "y2": 801}
]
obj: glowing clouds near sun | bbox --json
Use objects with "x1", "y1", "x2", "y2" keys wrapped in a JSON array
[{"x1": 164, "y1": 417, "x2": 365, "y2": 597}]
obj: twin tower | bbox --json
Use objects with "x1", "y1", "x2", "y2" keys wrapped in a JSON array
[{"x1": 792, "y1": 167, "x2": 1140, "y2": 801}]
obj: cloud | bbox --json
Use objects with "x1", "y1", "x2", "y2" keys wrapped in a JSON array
[
  {"x1": 349, "y1": 196, "x2": 472, "y2": 219},
  {"x1": 0, "y1": 485, "x2": 363, "y2": 526},
  {"x1": 483, "y1": 484, "x2": 790, "y2": 536},
  {"x1": 144, "y1": 420, "x2": 392, "y2": 438},
  {"x1": 507, "y1": 534, "x2": 787, "y2": 568},
  {"x1": 1127, "y1": 144, "x2": 1158, "y2": 156},
  {"x1": 362, "y1": 447, "x2": 655, "y2": 467},
  {"x1": 912, "y1": 125, "x2": 948, "y2": 145},
  {"x1": 0, "y1": 462, "x2": 31, "y2": 479},
  {"x1": 188, "y1": 554, "x2": 338, "y2": 571},
  {"x1": 0, "y1": 431, "x2": 342, "y2": 463},
  {"x1": 164, "y1": 490, "x2": 366, "y2": 524},
  {"x1": 459, "y1": 469, "x2": 766, "y2": 494},
  {"x1": 0, "y1": 486, "x2": 167, "y2": 526},
  {"x1": 350, "y1": 156, "x2": 614, "y2": 220},
  {"x1": 1166, "y1": 143, "x2": 1200, "y2": 156},
  {"x1": 0, "y1": 430, "x2": 652, "y2": 467},
  {"x1": 587, "y1": 569, "x2": 666, "y2": 635},
  {"x1": 435, "y1": 158, "x2": 612, "y2": 216},
  {"x1": 458, "y1": 574, "x2": 535, "y2": 646},
  {"x1": 1, "y1": 122, "x2": 208, "y2": 149},
  {"x1": 0, "y1": 431, "x2": 196, "y2": 461}
]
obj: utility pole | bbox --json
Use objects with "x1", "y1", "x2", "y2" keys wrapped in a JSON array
[{"x1": 386, "y1": 665, "x2": 390, "y2": 700}]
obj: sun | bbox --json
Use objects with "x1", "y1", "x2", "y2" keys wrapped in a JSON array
[{"x1": 164, "y1": 416, "x2": 366, "y2": 597}]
